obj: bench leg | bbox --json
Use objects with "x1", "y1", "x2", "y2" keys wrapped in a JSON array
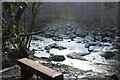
[{"x1": 20, "y1": 66, "x2": 33, "y2": 80}]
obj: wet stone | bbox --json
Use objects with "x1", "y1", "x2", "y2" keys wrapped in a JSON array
[
  {"x1": 95, "y1": 36, "x2": 102, "y2": 41},
  {"x1": 41, "y1": 55, "x2": 65, "y2": 61},
  {"x1": 44, "y1": 46, "x2": 51, "y2": 50},
  {"x1": 67, "y1": 52, "x2": 89, "y2": 60},
  {"x1": 74, "y1": 37, "x2": 84, "y2": 43},
  {"x1": 32, "y1": 37, "x2": 39, "y2": 40},
  {"x1": 102, "y1": 37, "x2": 112, "y2": 42},
  {"x1": 49, "y1": 55, "x2": 65, "y2": 61},
  {"x1": 52, "y1": 37, "x2": 63, "y2": 41},
  {"x1": 85, "y1": 42, "x2": 97, "y2": 48},
  {"x1": 112, "y1": 43, "x2": 120, "y2": 49},
  {"x1": 44, "y1": 43, "x2": 67, "y2": 50},
  {"x1": 85, "y1": 33, "x2": 95, "y2": 41},
  {"x1": 113, "y1": 37, "x2": 120, "y2": 43},
  {"x1": 28, "y1": 49, "x2": 37, "y2": 55},
  {"x1": 101, "y1": 50, "x2": 115, "y2": 59},
  {"x1": 44, "y1": 32, "x2": 55, "y2": 38}
]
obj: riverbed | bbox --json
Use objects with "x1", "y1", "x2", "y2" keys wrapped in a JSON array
[{"x1": 30, "y1": 35, "x2": 120, "y2": 76}]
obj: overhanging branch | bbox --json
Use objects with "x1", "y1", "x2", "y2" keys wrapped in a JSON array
[{"x1": 3, "y1": 31, "x2": 42, "y2": 38}]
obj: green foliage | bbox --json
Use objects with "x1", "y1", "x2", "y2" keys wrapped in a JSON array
[
  {"x1": 2, "y1": 2, "x2": 41, "y2": 58},
  {"x1": 28, "y1": 55, "x2": 49, "y2": 62},
  {"x1": 18, "y1": 25, "x2": 23, "y2": 31},
  {"x1": 10, "y1": 3, "x2": 16, "y2": 9},
  {"x1": 85, "y1": 69, "x2": 93, "y2": 72},
  {"x1": 62, "y1": 64, "x2": 73, "y2": 67},
  {"x1": 35, "y1": 2, "x2": 39, "y2": 8},
  {"x1": 28, "y1": 55, "x2": 74, "y2": 68},
  {"x1": 12, "y1": 25, "x2": 16, "y2": 33}
]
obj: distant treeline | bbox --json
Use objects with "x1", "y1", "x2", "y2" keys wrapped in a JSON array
[{"x1": 23, "y1": 2, "x2": 118, "y2": 30}]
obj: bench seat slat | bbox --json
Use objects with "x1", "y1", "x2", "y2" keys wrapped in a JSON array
[{"x1": 17, "y1": 58, "x2": 63, "y2": 79}]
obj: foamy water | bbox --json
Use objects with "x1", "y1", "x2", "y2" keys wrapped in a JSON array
[{"x1": 30, "y1": 36, "x2": 113, "y2": 73}]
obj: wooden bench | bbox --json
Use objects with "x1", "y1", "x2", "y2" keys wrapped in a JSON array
[{"x1": 17, "y1": 58, "x2": 63, "y2": 80}]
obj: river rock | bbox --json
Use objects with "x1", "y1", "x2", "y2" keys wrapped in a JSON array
[
  {"x1": 113, "y1": 37, "x2": 120, "y2": 43},
  {"x1": 67, "y1": 52, "x2": 89, "y2": 60},
  {"x1": 52, "y1": 37, "x2": 63, "y2": 41},
  {"x1": 89, "y1": 46, "x2": 101, "y2": 52},
  {"x1": 68, "y1": 34, "x2": 77, "y2": 40},
  {"x1": 80, "y1": 32, "x2": 88, "y2": 38},
  {"x1": 59, "y1": 46, "x2": 67, "y2": 50},
  {"x1": 112, "y1": 37, "x2": 120, "y2": 49},
  {"x1": 78, "y1": 52, "x2": 90, "y2": 56},
  {"x1": 112, "y1": 43, "x2": 120, "y2": 49},
  {"x1": 41, "y1": 55, "x2": 65, "y2": 61},
  {"x1": 105, "y1": 73, "x2": 119, "y2": 80},
  {"x1": 75, "y1": 28, "x2": 82, "y2": 35},
  {"x1": 74, "y1": 37, "x2": 84, "y2": 43},
  {"x1": 50, "y1": 43, "x2": 60, "y2": 48},
  {"x1": 45, "y1": 31, "x2": 55, "y2": 38},
  {"x1": 88, "y1": 46, "x2": 94, "y2": 52},
  {"x1": 85, "y1": 42, "x2": 97, "y2": 48},
  {"x1": 32, "y1": 36, "x2": 39, "y2": 40},
  {"x1": 102, "y1": 37, "x2": 112, "y2": 42},
  {"x1": 28, "y1": 49, "x2": 37, "y2": 55},
  {"x1": 45, "y1": 43, "x2": 67, "y2": 50},
  {"x1": 95, "y1": 36, "x2": 102, "y2": 41},
  {"x1": 58, "y1": 34, "x2": 70, "y2": 39},
  {"x1": 101, "y1": 50, "x2": 116, "y2": 59},
  {"x1": 49, "y1": 55, "x2": 65, "y2": 61},
  {"x1": 50, "y1": 43, "x2": 67, "y2": 50},
  {"x1": 67, "y1": 52, "x2": 79, "y2": 59},
  {"x1": 85, "y1": 33, "x2": 95, "y2": 41},
  {"x1": 44, "y1": 46, "x2": 51, "y2": 50},
  {"x1": 81, "y1": 40, "x2": 89, "y2": 43},
  {"x1": 96, "y1": 32, "x2": 101, "y2": 36}
]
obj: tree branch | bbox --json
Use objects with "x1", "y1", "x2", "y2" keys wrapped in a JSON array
[{"x1": 3, "y1": 31, "x2": 42, "y2": 38}]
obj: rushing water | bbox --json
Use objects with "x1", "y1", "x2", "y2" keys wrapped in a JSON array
[{"x1": 30, "y1": 36, "x2": 117, "y2": 74}]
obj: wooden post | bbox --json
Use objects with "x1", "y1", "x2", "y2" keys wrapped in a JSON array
[{"x1": 20, "y1": 65, "x2": 33, "y2": 80}]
